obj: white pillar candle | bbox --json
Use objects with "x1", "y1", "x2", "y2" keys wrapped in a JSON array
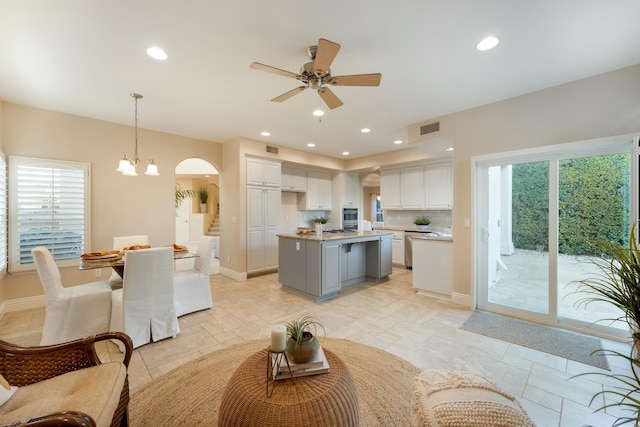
[{"x1": 271, "y1": 325, "x2": 287, "y2": 352}]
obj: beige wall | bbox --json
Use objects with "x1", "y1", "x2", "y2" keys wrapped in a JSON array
[
  {"x1": 416, "y1": 64, "x2": 640, "y2": 300},
  {"x1": 2, "y1": 63, "x2": 639, "y2": 308},
  {"x1": 1, "y1": 103, "x2": 222, "y2": 302}
]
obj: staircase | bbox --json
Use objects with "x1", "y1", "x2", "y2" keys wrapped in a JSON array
[{"x1": 206, "y1": 206, "x2": 220, "y2": 236}]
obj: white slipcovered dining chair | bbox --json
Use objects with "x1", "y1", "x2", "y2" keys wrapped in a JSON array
[
  {"x1": 108, "y1": 234, "x2": 149, "y2": 289},
  {"x1": 110, "y1": 247, "x2": 180, "y2": 349},
  {"x1": 174, "y1": 236, "x2": 215, "y2": 317},
  {"x1": 31, "y1": 247, "x2": 113, "y2": 346}
]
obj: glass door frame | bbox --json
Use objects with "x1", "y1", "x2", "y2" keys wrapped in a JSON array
[{"x1": 472, "y1": 134, "x2": 639, "y2": 341}]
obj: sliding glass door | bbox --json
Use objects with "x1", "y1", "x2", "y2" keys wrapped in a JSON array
[{"x1": 475, "y1": 136, "x2": 637, "y2": 339}]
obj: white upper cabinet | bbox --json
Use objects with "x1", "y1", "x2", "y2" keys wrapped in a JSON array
[
  {"x1": 380, "y1": 166, "x2": 424, "y2": 209},
  {"x1": 304, "y1": 170, "x2": 332, "y2": 210},
  {"x1": 380, "y1": 169, "x2": 401, "y2": 209},
  {"x1": 281, "y1": 166, "x2": 307, "y2": 192},
  {"x1": 247, "y1": 158, "x2": 281, "y2": 187},
  {"x1": 340, "y1": 172, "x2": 360, "y2": 207},
  {"x1": 425, "y1": 163, "x2": 453, "y2": 209},
  {"x1": 400, "y1": 166, "x2": 425, "y2": 209}
]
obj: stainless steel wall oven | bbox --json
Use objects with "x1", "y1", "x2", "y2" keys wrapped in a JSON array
[{"x1": 342, "y1": 207, "x2": 358, "y2": 230}]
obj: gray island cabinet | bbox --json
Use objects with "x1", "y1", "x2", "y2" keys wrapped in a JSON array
[{"x1": 278, "y1": 231, "x2": 393, "y2": 301}]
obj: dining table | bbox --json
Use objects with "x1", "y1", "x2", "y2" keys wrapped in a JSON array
[{"x1": 79, "y1": 248, "x2": 197, "y2": 277}]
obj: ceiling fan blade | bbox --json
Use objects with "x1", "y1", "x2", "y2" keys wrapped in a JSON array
[
  {"x1": 327, "y1": 73, "x2": 382, "y2": 86},
  {"x1": 313, "y1": 38, "x2": 341, "y2": 77},
  {"x1": 318, "y1": 87, "x2": 343, "y2": 110},
  {"x1": 250, "y1": 62, "x2": 300, "y2": 79},
  {"x1": 271, "y1": 86, "x2": 307, "y2": 102}
]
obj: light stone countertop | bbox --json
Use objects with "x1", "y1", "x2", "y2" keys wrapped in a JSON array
[
  {"x1": 375, "y1": 226, "x2": 453, "y2": 241},
  {"x1": 409, "y1": 234, "x2": 453, "y2": 242},
  {"x1": 277, "y1": 230, "x2": 394, "y2": 241}
]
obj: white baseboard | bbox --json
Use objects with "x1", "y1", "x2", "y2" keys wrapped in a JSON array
[
  {"x1": 416, "y1": 289, "x2": 451, "y2": 302},
  {"x1": 4, "y1": 295, "x2": 46, "y2": 313},
  {"x1": 451, "y1": 292, "x2": 473, "y2": 308},
  {"x1": 219, "y1": 266, "x2": 246, "y2": 281}
]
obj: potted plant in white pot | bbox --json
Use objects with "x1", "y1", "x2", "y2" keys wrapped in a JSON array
[
  {"x1": 414, "y1": 216, "x2": 431, "y2": 231},
  {"x1": 314, "y1": 216, "x2": 329, "y2": 235},
  {"x1": 197, "y1": 186, "x2": 209, "y2": 214},
  {"x1": 285, "y1": 315, "x2": 325, "y2": 363}
]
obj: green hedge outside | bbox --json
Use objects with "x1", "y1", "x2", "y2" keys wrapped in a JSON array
[{"x1": 512, "y1": 153, "x2": 630, "y2": 256}]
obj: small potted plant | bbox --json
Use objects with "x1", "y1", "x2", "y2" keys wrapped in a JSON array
[
  {"x1": 314, "y1": 216, "x2": 329, "y2": 225},
  {"x1": 197, "y1": 187, "x2": 209, "y2": 213},
  {"x1": 414, "y1": 216, "x2": 431, "y2": 231},
  {"x1": 314, "y1": 216, "x2": 329, "y2": 235},
  {"x1": 285, "y1": 315, "x2": 325, "y2": 363}
]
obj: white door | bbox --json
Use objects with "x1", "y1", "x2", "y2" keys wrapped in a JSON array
[{"x1": 175, "y1": 195, "x2": 191, "y2": 244}]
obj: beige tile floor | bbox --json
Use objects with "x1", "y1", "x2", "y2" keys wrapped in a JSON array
[{"x1": 0, "y1": 267, "x2": 634, "y2": 426}]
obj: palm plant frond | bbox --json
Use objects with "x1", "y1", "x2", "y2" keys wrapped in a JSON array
[
  {"x1": 572, "y1": 222, "x2": 640, "y2": 333},
  {"x1": 175, "y1": 185, "x2": 195, "y2": 210},
  {"x1": 570, "y1": 222, "x2": 640, "y2": 425},
  {"x1": 573, "y1": 348, "x2": 640, "y2": 425}
]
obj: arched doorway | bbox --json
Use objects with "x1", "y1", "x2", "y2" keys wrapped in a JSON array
[{"x1": 175, "y1": 158, "x2": 220, "y2": 273}]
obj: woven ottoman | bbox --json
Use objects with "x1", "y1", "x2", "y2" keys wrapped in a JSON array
[
  {"x1": 410, "y1": 370, "x2": 535, "y2": 427},
  {"x1": 218, "y1": 347, "x2": 359, "y2": 426}
]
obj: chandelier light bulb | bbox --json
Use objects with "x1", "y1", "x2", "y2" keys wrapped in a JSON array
[{"x1": 117, "y1": 93, "x2": 159, "y2": 176}]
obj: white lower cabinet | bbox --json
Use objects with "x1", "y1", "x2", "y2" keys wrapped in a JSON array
[
  {"x1": 391, "y1": 231, "x2": 404, "y2": 265},
  {"x1": 412, "y1": 237, "x2": 452, "y2": 299},
  {"x1": 247, "y1": 186, "x2": 280, "y2": 274}
]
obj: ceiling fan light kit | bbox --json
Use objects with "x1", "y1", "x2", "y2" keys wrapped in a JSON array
[{"x1": 250, "y1": 38, "x2": 381, "y2": 110}]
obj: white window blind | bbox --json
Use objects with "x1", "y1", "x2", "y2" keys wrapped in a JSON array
[
  {"x1": 0, "y1": 153, "x2": 6, "y2": 276},
  {"x1": 9, "y1": 156, "x2": 90, "y2": 272}
]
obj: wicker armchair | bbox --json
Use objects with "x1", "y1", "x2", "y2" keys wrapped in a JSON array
[{"x1": 0, "y1": 332, "x2": 133, "y2": 427}]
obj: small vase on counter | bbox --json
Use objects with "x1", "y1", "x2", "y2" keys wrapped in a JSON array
[{"x1": 315, "y1": 223, "x2": 323, "y2": 236}]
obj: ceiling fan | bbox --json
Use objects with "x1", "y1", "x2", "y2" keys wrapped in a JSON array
[{"x1": 250, "y1": 38, "x2": 381, "y2": 110}]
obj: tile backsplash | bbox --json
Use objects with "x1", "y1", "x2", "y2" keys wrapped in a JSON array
[{"x1": 383, "y1": 210, "x2": 451, "y2": 230}]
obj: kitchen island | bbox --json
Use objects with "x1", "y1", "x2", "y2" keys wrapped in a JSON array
[{"x1": 278, "y1": 231, "x2": 393, "y2": 301}]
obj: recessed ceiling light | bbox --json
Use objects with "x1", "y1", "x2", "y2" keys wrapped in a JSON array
[
  {"x1": 146, "y1": 47, "x2": 168, "y2": 60},
  {"x1": 342, "y1": 151, "x2": 350, "y2": 156},
  {"x1": 361, "y1": 128, "x2": 371, "y2": 133},
  {"x1": 446, "y1": 147, "x2": 454, "y2": 151},
  {"x1": 476, "y1": 36, "x2": 499, "y2": 51},
  {"x1": 307, "y1": 143, "x2": 315, "y2": 147},
  {"x1": 261, "y1": 131, "x2": 270, "y2": 137},
  {"x1": 393, "y1": 140, "x2": 403, "y2": 145}
]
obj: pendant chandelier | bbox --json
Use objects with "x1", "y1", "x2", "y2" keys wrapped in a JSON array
[{"x1": 116, "y1": 93, "x2": 159, "y2": 176}]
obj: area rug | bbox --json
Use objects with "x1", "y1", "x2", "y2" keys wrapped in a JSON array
[
  {"x1": 461, "y1": 311, "x2": 610, "y2": 370},
  {"x1": 130, "y1": 337, "x2": 422, "y2": 426}
]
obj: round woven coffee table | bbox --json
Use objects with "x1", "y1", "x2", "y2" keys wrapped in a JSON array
[{"x1": 218, "y1": 346, "x2": 359, "y2": 426}]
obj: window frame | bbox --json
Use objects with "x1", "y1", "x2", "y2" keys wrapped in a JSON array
[
  {"x1": 0, "y1": 152, "x2": 6, "y2": 278},
  {"x1": 8, "y1": 156, "x2": 91, "y2": 272}
]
